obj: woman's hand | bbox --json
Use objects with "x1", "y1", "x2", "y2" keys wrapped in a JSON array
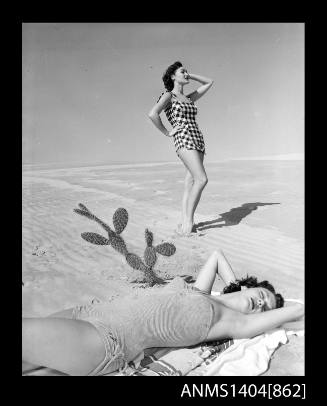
[
  {"x1": 168, "y1": 125, "x2": 184, "y2": 137},
  {"x1": 186, "y1": 73, "x2": 214, "y2": 103}
]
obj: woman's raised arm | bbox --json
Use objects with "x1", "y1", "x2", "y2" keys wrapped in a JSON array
[
  {"x1": 206, "y1": 302, "x2": 304, "y2": 342},
  {"x1": 193, "y1": 249, "x2": 237, "y2": 294},
  {"x1": 234, "y1": 303, "x2": 304, "y2": 339},
  {"x1": 186, "y1": 73, "x2": 214, "y2": 102}
]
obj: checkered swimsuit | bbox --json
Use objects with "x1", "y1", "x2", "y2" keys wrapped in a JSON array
[{"x1": 161, "y1": 91, "x2": 206, "y2": 154}]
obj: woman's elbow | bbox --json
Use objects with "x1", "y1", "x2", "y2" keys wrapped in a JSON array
[{"x1": 148, "y1": 111, "x2": 156, "y2": 120}]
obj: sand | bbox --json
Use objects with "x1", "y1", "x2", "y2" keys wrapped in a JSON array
[{"x1": 22, "y1": 159, "x2": 304, "y2": 376}]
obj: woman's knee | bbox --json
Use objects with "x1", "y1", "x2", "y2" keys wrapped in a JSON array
[
  {"x1": 185, "y1": 174, "x2": 194, "y2": 188},
  {"x1": 194, "y1": 175, "x2": 208, "y2": 188}
]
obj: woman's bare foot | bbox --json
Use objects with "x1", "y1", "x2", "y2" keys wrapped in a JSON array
[
  {"x1": 174, "y1": 221, "x2": 198, "y2": 237},
  {"x1": 182, "y1": 221, "x2": 194, "y2": 235}
]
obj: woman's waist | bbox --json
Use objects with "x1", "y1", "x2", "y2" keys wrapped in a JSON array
[{"x1": 172, "y1": 121, "x2": 200, "y2": 129}]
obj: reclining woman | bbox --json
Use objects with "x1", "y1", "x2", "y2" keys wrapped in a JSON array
[{"x1": 22, "y1": 249, "x2": 304, "y2": 376}]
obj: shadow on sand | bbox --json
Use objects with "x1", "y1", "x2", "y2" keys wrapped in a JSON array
[{"x1": 195, "y1": 202, "x2": 280, "y2": 232}]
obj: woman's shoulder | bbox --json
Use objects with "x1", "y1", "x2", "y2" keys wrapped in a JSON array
[{"x1": 156, "y1": 90, "x2": 173, "y2": 104}]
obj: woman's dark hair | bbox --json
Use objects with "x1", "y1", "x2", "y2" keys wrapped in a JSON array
[
  {"x1": 162, "y1": 61, "x2": 183, "y2": 91},
  {"x1": 222, "y1": 276, "x2": 284, "y2": 309}
]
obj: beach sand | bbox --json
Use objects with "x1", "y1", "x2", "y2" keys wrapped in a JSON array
[{"x1": 22, "y1": 159, "x2": 304, "y2": 376}]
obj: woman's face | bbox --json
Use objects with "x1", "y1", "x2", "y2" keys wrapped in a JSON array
[
  {"x1": 172, "y1": 66, "x2": 189, "y2": 85},
  {"x1": 219, "y1": 287, "x2": 277, "y2": 314}
]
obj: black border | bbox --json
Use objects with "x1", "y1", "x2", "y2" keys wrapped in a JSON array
[{"x1": 14, "y1": 9, "x2": 315, "y2": 400}]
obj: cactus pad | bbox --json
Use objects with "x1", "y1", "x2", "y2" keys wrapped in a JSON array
[
  {"x1": 110, "y1": 234, "x2": 128, "y2": 255},
  {"x1": 155, "y1": 242, "x2": 176, "y2": 256},
  {"x1": 144, "y1": 246, "x2": 157, "y2": 267},
  {"x1": 74, "y1": 208, "x2": 95, "y2": 220},
  {"x1": 126, "y1": 253, "x2": 148, "y2": 271},
  {"x1": 81, "y1": 232, "x2": 110, "y2": 245},
  {"x1": 145, "y1": 229, "x2": 153, "y2": 247},
  {"x1": 113, "y1": 208, "x2": 128, "y2": 234},
  {"x1": 78, "y1": 203, "x2": 90, "y2": 212},
  {"x1": 106, "y1": 228, "x2": 117, "y2": 242}
]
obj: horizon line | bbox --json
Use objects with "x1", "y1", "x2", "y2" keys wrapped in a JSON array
[
  {"x1": 22, "y1": 153, "x2": 304, "y2": 172},
  {"x1": 22, "y1": 152, "x2": 304, "y2": 168}
]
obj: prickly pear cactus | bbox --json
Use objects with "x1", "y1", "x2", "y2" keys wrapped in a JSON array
[
  {"x1": 74, "y1": 204, "x2": 176, "y2": 286},
  {"x1": 109, "y1": 234, "x2": 128, "y2": 256},
  {"x1": 155, "y1": 242, "x2": 176, "y2": 256},
  {"x1": 144, "y1": 246, "x2": 157, "y2": 268},
  {"x1": 126, "y1": 253, "x2": 148, "y2": 272},
  {"x1": 81, "y1": 232, "x2": 110, "y2": 245},
  {"x1": 113, "y1": 208, "x2": 128, "y2": 234},
  {"x1": 144, "y1": 268, "x2": 163, "y2": 287},
  {"x1": 145, "y1": 228, "x2": 153, "y2": 247}
]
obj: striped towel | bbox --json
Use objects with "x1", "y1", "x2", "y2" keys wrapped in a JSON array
[{"x1": 110, "y1": 338, "x2": 234, "y2": 376}]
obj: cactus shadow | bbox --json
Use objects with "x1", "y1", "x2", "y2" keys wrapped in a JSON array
[
  {"x1": 195, "y1": 202, "x2": 280, "y2": 232},
  {"x1": 129, "y1": 274, "x2": 195, "y2": 286}
]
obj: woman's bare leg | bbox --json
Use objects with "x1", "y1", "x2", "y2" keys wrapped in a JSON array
[
  {"x1": 22, "y1": 308, "x2": 77, "y2": 373},
  {"x1": 22, "y1": 317, "x2": 105, "y2": 376},
  {"x1": 47, "y1": 307, "x2": 75, "y2": 319},
  {"x1": 181, "y1": 169, "x2": 194, "y2": 227},
  {"x1": 177, "y1": 149, "x2": 207, "y2": 234}
]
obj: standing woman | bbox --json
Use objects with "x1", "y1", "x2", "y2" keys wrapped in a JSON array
[{"x1": 148, "y1": 61, "x2": 214, "y2": 235}]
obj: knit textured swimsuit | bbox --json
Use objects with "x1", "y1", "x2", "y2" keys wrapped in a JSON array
[
  {"x1": 160, "y1": 91, "x2": 206, "y2": 154},
  {"x1": 72, "y1": 277, "x2": 216, "y2": 376}
]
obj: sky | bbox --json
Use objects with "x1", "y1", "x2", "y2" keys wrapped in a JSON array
[{"x1": 22, "y1": 23, "x2": 304, "y2": 166}]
